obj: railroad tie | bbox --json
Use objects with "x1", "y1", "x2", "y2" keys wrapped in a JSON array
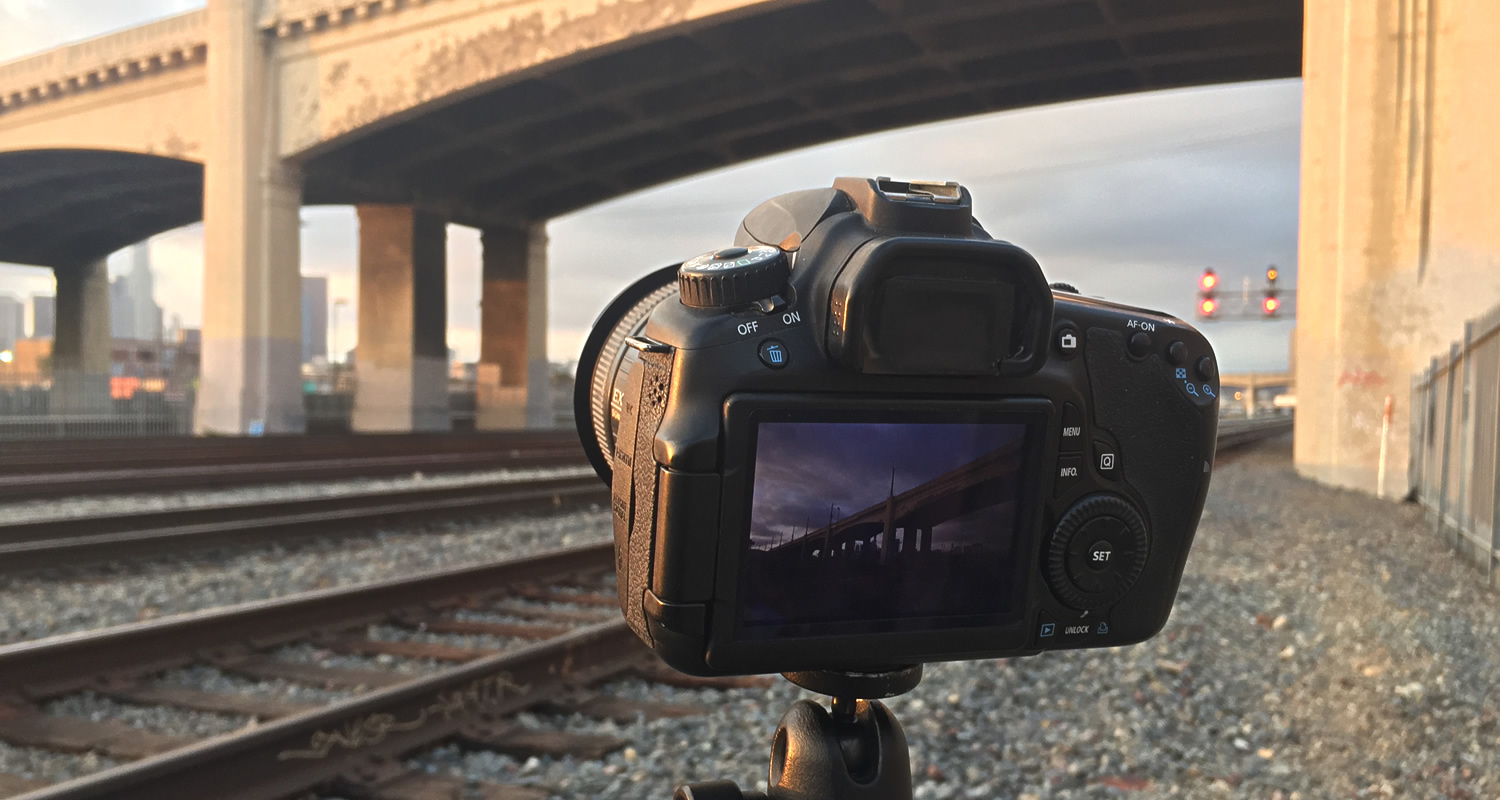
[{"x1": 0, "y1": 703, "x2": 196, "y2": 760}]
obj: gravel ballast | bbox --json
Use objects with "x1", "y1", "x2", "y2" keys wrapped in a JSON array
[
  {"x1": 9, "y1": 436, "x2": 1500, "y2": 798},
  {"x1": 0, "y1": 507, "x2": 611, "y2": 643},
  {"x1": 410, "y1": 436, "x2": 1500, "y2": 799},
  {"x1": 0, "y1": 465, "x2": 598, "y2": 524}
]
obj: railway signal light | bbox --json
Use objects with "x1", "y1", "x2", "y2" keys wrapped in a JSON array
[
  {"x1": 1262, "y1": 265, "x2": 1281, "y2": 317},
  {"x1": 1197, "y1": 269, "x2": 1219, "y2": 319}
]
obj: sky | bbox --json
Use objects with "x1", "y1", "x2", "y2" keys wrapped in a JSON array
[
  {"x1": 0, "y1": 1, "x2": 1301, "y2": 373},
  {"x1": 749, "y1": 421, "x2": 1025, "y2": 551}
]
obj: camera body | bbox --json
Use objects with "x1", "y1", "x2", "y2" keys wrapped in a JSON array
[{"x1": 576, "y1": 178, "x2": 1220, "y2": 677}]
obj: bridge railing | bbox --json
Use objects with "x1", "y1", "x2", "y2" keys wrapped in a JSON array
[
  {"x1": 0, "y1": 9, "x2": 205, "y2": 108},
  {"x1": 1411, "y1": 302, "x2": 1500, "y2": 581}
]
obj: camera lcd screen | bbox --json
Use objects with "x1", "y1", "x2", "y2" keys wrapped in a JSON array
[{"x1": 740, "y1": 416, "x2": 1033, "y2": 640}]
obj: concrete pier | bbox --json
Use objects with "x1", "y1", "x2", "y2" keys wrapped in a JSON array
[
  {"x1": 1297, "y1": 0, "x2": 1500, "y2": 494},
  {"x1": 196, "y1": 0, "x2": 304, "y2": 435},
  {"x1": 352, "y1": 205, "x2": 450, "y2": 432},
  {"x1": 50, "y1": 258, "x2": 111, "y2": 413},
  {"x1": 477, "y1": 224, "x2": 549, "y2": 430}
]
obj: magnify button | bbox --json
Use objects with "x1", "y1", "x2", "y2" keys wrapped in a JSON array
[
  {"x1": 1202, "y1": 385, "x2": 1216, "y2": 398},
  {"x1": 1185, "y1": 384, "x2": 1199, "y2": 397}
]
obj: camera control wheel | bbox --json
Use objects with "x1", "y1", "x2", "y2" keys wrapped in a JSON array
[
  {"x1": 678, "y1": 245, "x2": 791, "y2": 308},
  {"x1": 1045, "y1": 494, "x2": 1149, "y2": 611}
]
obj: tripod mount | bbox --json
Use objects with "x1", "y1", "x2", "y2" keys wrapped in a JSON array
[{"x1": 673, "y1": 665, "x2": 923, "y2": 800}]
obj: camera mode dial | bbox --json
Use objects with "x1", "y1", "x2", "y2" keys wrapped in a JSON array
[
  {"x1": 678, "y1": 245, "x2": 790, "y2": 309},
  {"x1": 1045, "y1": 494, "x2": 1149, "y2": 611}
]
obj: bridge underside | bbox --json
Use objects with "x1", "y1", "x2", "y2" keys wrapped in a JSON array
[
  {"x1": 0, "y1": 0, "x2": 1301, "y2": 264},
  {"x1": 303, "y1": 0, "x2": 1302, "y2": 223},
  {"x1": 0, "y1": 150, "x2": 202, "y2": 268}
]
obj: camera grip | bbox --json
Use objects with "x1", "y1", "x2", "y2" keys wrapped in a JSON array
[{"x1": 616, "y1": 347, "x2": 676, "y2": 645}]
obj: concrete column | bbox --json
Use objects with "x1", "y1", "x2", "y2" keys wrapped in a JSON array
[
  {"x1": 477, "y1": 224, "x2": 549, "y2": 430},
  {"x1": 352, "y1": 205, "x2": 450, "y2": 432},
  {"x1": 198, "y1": 0, "x2": 304, "y2": 434},
  {"x1": 1243, "y1": 376, "x2": 1258, "y2": 419},
  {"x1": 51, "y1": 258, "x2": 111, "y2": 413},
  {"x1": 1297, "y1": 0, "x2": 1500, "y2": 493}
]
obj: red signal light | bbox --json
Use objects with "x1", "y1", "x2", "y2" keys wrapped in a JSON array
[
  {"x1": 1200, "y1": 298, "x2": 1219, "y2": 317},
  {"x1": 1199, "y1": 270, "x2": 1219, "y2": 291},
  {"x1": 1262, "y1": 296, "x2": 1281, "y2": 315}
]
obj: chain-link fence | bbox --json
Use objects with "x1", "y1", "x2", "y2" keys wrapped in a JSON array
[
  {"x1": 0, "y1": 372, "x2": 196, "y2": 439},
  {"x1": 1410, "y1": 302, "x2": 1500, "y2": 581},
  {"x1": 0, "y1": 366, "x2": 577, "y2": 439}
]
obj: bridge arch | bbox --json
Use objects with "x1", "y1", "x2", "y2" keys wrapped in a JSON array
[
  {"x1": 297, "y1": 0, "x2": 1302, "y2": 222},
  {"x1": 0, "y1": 149, "x2": 202, "y2": 268}
]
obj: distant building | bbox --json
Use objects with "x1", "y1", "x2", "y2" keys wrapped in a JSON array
[
  {"x1": 110, "y1": 243, "x2": 163, "y2": 341},
  {"x1": 30, "y1": 295, "x2": 54, "y2": 339},
  {"x1": 301, "y1": 275, "x2": 328, "y2": 363},
  {"x1": 0, "y1": 295, "x2": 23, "y2": 351}
]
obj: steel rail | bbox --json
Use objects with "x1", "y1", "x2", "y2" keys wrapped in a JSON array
[
  {"x1": 0, "y1": 474, "x2": 608, "y2": 573},
  {"x1": 1215, "y1": 416, "x2": 1294, "y2": 449},
  {"x1": 0, "y1": 542, "x2": 614, "y2": 694},
  {"x1": 0, "y1": 420, "x2": 1296, "y2": 800},
  {"x1": 11, "y1": 620, "x2": 644, "y2": 800},
  {"x1": 0, "y1": 431, "x2": 587, "y2": 500}
]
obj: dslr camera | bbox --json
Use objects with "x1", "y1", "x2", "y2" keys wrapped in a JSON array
[{"x1": 576, "y1": 178, "x2": 1219, "y2": 677}]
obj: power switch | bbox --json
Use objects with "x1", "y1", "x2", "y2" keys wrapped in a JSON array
[{"x1": 1060, "y1": 403, "x2": 1084, "y2": 452}]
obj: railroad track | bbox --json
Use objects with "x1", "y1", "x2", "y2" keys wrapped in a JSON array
[
  {"x1": 0, "y1": 416, "x2": 1296, "y2": 799},
  {"x1": 0, "y1": 543, "x2": 766, "y2": 800},
  {"x1": 0, "y1": 431, "x2": 587, "y2": 500},
  {"x1": 1215, "y1": 415, "x2": 1294, "y2": 450},
  {"x1": 0, "y1": 472, "x2": 608, "y2": 574}
]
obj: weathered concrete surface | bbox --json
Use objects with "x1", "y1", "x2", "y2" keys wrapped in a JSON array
[
  {"x1": 50, "y1": 259, "x2": 112, "y2": 414},
  {"x1": 1297, "y1": 0, "x2": 1500, "y2": 494},
  {"x1": 352, "y1": 205, "x2": 451, "y2": 432},
  {"x1": 0, "y1": 10, "x2": 208, "y2": 158},
  {"x1": 197, "y1": 0, "x2": 306, "y2": 435},
  {"x1": 477, "y1": 224, "x2": 549, "y2": 430},
  {"x1": 276, "y1": 0, "x2": 777, "y2": 156}
]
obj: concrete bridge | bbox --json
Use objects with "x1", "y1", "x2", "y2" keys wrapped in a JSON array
[
  {"x1": 762, "y1": 440, "x2": 1022, "y2": 565},
  {"x1": 1219, "y1": 372, "x2": 1292, "y2": 417},
  {"x1": 0, "y1": 0, "x2": 1302, "y2": 435},
  {"x1": 0, "y1": 0, "x2": 1497, "y2": 501}
]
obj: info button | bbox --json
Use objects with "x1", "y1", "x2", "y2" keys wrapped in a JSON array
[{"x1": 1055, "y1": 454, "x2": 1084, "y2": 496}]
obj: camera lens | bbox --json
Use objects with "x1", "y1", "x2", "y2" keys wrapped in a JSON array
[{"x1": 574, "y1": 264, "x2": 681, "y2": 482}]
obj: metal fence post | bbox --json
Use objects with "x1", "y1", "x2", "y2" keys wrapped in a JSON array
[
  {"x1": 1459, "y1": 323, "x2": 1476, "y2": 547},
  {"x1": 1436, "y1": 345, "x2": 1458, "y2": 543}
]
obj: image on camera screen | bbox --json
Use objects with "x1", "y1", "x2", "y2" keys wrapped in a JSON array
[{"x1": 742, "y1": 420, "x2": 1030, "y2": 638}]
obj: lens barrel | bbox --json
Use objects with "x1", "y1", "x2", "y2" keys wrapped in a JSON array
[{"x1": 574, "y1": 264, "x2": 681, "y2": 482}]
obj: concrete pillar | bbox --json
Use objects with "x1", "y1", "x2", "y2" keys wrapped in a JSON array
[
  {"x1": 1297, "y1": 0, "x2": 1500, "y2": 494},
  {"x1": 198, "y1": 0, "x2": 305, "y2": 434},
  {"x1": 51, "y1": 258, "x2": 111, "y2": 413},
  {"x1": 353, "y1": 205, "x2": 450, "y2": 432},
  {"x1": 477, "y1": 224, "x2": 550, "y2": 429},
  {"x1": 1243, "y1": 376, "x2": 1258, "y2": 419}
]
